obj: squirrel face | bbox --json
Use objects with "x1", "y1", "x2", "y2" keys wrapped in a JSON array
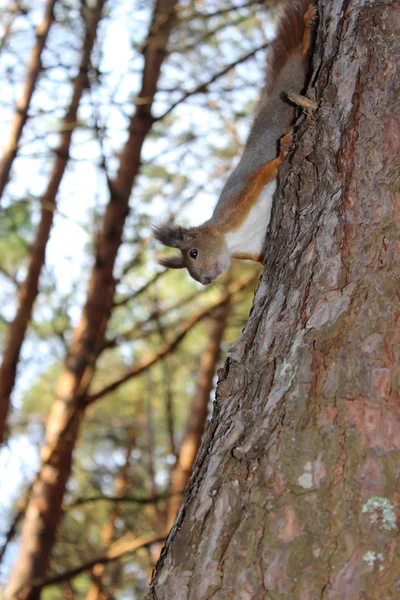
[{"x1": 152, "y1": 223, "x2": 230, "y2": 285}]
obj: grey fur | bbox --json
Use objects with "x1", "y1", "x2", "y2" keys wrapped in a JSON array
[
  {"x1": 158, "y1": 255, "x2": 184, "y2": 269},
  {"x1": 151, "y1": 223, "x2": 188, "y2": 248},
  {"x1": 211, "y1": 52, "x2": 304, "y2": 226}
]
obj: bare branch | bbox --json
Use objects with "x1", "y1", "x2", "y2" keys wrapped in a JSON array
[
  {"x1": 0, "y1": 480, "x2": 34, "y2": 563},
  {"x1": 87, "y1": 276, "x2": 255, "y2": 404},
  {"x1": 0, "y1": 264, "x2": 19, "y2": 287},
  {"x1": 106, "y1": 283, "x2": 232, "y2": 350},
  {"x1": 155, "y1": 43, "x2": 269, "y2": 122},
  {"x1": 26, "y1": 532, "x2": 167, "y2": 591},
  {"x1": 174, "y1": 12, "x2": 261, "y2": 54},
  {"x1": 67, "y1": 492, "x2": 179, "y2": 509},
  {"x1": 113, "y1": 270, "x2": 166, "y2": 308},
  {"x1": 179, "y1": 0, "x2": 265, "y2": 21}
]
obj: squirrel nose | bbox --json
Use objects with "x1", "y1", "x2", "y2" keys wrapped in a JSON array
[{"x1": 203, "y1": 276, "x2": 212, "y2": 285}]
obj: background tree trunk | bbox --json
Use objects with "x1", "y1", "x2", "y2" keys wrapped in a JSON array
[
  {"x1": 148, "y1": 1, "x2": 400, "y2": 598},
  {"x1": 0, "y1": 0, "x2": 105, "y2": 445},
  {"x1": 85, "y1": 428, "x2": 136, "y2": 600},
  {"x1": 4, "y1": 1, "x2": 178, "y2": 598}
]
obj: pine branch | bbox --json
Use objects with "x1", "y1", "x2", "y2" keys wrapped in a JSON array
[
  {"x1": 87, "y1": 275, "x2": 255, "y2": 404},
  {"x1": 26, "y1": 532, "x2": 167, "y2": 591}
]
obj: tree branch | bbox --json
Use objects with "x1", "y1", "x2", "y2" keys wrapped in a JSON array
[
  {"x1": 87, "y1": 275, "x2": 255, "y2": 404},
  {"x1": 180, "y1": 0, "x2": 265, "y2": 21},
  {"x1": 0, "y1": 264, "x2": 19, "y2": 287},
  {"x1": 155, "y1": 43, "x2": 269, "y2": 122},
  {"x1": 113, "y1": 270, "x2": 165, "y2": 308},
  {"x1": 67, "y1": 492, "x2": 180, "y2": 509},
  {"x1": 26, "y1": 532, "x2": 167, "y2": 591}
]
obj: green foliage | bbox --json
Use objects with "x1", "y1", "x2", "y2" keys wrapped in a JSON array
[
  {"x1": 0, "y1": 200, "x2": 33, "y2": 273},
  {"x1": 21, "y1": 362, "x2": 63, "y2": 418}
]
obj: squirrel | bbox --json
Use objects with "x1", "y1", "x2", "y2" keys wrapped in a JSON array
[{"x1": 153, "y1": 0, "x2": 317, "y2": 285}]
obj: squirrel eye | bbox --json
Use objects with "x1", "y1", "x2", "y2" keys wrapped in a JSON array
[{"x1": 189, "y1": 248, "x2": 198, "y2": 259}]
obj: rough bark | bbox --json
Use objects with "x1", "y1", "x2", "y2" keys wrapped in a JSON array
[
  {"x1": 0, "y1": 0, "x2": 105, "y2": 446},
  {"x1": 4, "y1": 1, "x2": 178, "y2": 598},
  {"x1": 0, "y1": 0, "x2": 57, "y2": 204},
  {"x1": 167, "y1": 300, "x2": 230, "y2": 527},
  {"x1": 148, "y1": 1, "x2": 400, "y2": 598}
]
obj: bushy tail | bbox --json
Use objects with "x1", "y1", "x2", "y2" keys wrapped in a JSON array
[
  {"x1": 215, "y1": 0, "x2": 316, "y2": 213},
  {"x1": 266, "y1": 0, "x2": 316, "y2": 94}
]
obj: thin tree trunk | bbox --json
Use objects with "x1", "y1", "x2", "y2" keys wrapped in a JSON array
[
  {"x1": 0, "y1": 0, "x2": 57, "y2": 203},
  {"x1": 148, "y1": 1, "x2": 400, "y2": 598},
  {"x1": 145, "y1": 376, "x2": 167, "y2": 542},
  {"x1": 4, "y1": 1, "x2": 178, "y2": 598},
  {"x1": 85, "y1": 429, "x2": 136, "y2": 600},
  {"x1": 167, "y1": 300, "x2": 230, "y2": 528},
  {"x1": 0, "y1": 0, "x2": 105, "y2": 446}
]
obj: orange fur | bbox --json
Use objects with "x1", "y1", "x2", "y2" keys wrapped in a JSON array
[
  {"x1": 214, "y1": 1, "x2": 317, "y2": 236},
  {"x1": 302, "y1": 4, "x2": 318, "y2": 66},
  {"x1": 220, "y1": 133, "x2": 291, "y2": 233},
  {"x1": 231, "y1": 251, "x2": 263, "y2": 262}
]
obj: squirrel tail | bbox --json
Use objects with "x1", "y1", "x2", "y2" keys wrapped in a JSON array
[
  {"x1": 266, "y1": 0, "x2": 316, "y2": 95},
  {"x1": 213, "y1": 1, "x2": 316, "y2": 214}
]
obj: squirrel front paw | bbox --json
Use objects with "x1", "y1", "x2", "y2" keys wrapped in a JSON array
[
  {"x1": 279, "y1": 133, "x2": 292, "y2": 160},
  {"x1": 304, "y1": 4, "x2": 318, "y2": 27}
]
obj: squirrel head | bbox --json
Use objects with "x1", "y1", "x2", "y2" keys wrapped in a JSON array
[{"x1": 152, "y1": 223, "x2": 230, "y2": 285}]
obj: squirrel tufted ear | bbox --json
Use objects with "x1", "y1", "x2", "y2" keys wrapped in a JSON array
[
  {"x1": 152, "y1": 222, "x2": 188, "y2": 249},
  {"x1": 158, "y1": 255, "x2": 185, "y2": 269}
]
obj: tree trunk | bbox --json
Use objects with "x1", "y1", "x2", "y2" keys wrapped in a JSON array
[
  {"x1": 0, "y1": 0, "x2": 57, "y2": 204},
  {"x1": 0, "y1": 0, "x2": 106, "y2": 446},
  {"x1": 4, "y1": 1, "x2": 178, "y2": 598},
  {"x1": 148, "y1": 1, "x2": 400, "y2": 598},
  {"x1": 167, "y1": 300, "x2": 230, "y2": 528},
  {"x1": 85, "y1": 429, "x2": 136, "y2": 600}
]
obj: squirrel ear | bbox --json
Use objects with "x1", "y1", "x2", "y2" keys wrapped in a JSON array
[
  {"x1": 158, "y1": 255, "x2": 185, "y2": 269},
  {"x1": 152, "y1": 222, "x2": 188, "y2": 248}
]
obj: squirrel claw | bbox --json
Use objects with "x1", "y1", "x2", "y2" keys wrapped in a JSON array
[
  {"x1": 304, "y1": 4, "x2": 318, "y2": 26},
  {"x1": 279, "y1": 133, "x2": 292, "y2": 159}
]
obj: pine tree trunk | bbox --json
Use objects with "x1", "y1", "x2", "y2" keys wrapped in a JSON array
[
  {"x1": 0, "y1": 0, "x2": 106, "y2": 446},
  {"x1": 4, "y1": 1, "x2": 178, "y2": 598},
  {"x1": 148, "y1": 1, "x2": 400, "y2": 598},
  {"x1": 85, "y1": 429, "x2": 136, "y2": 600}
]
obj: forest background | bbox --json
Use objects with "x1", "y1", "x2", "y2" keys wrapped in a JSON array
[{"x1": 0, "y1": 0, "x2": 275, "y2": 597}]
